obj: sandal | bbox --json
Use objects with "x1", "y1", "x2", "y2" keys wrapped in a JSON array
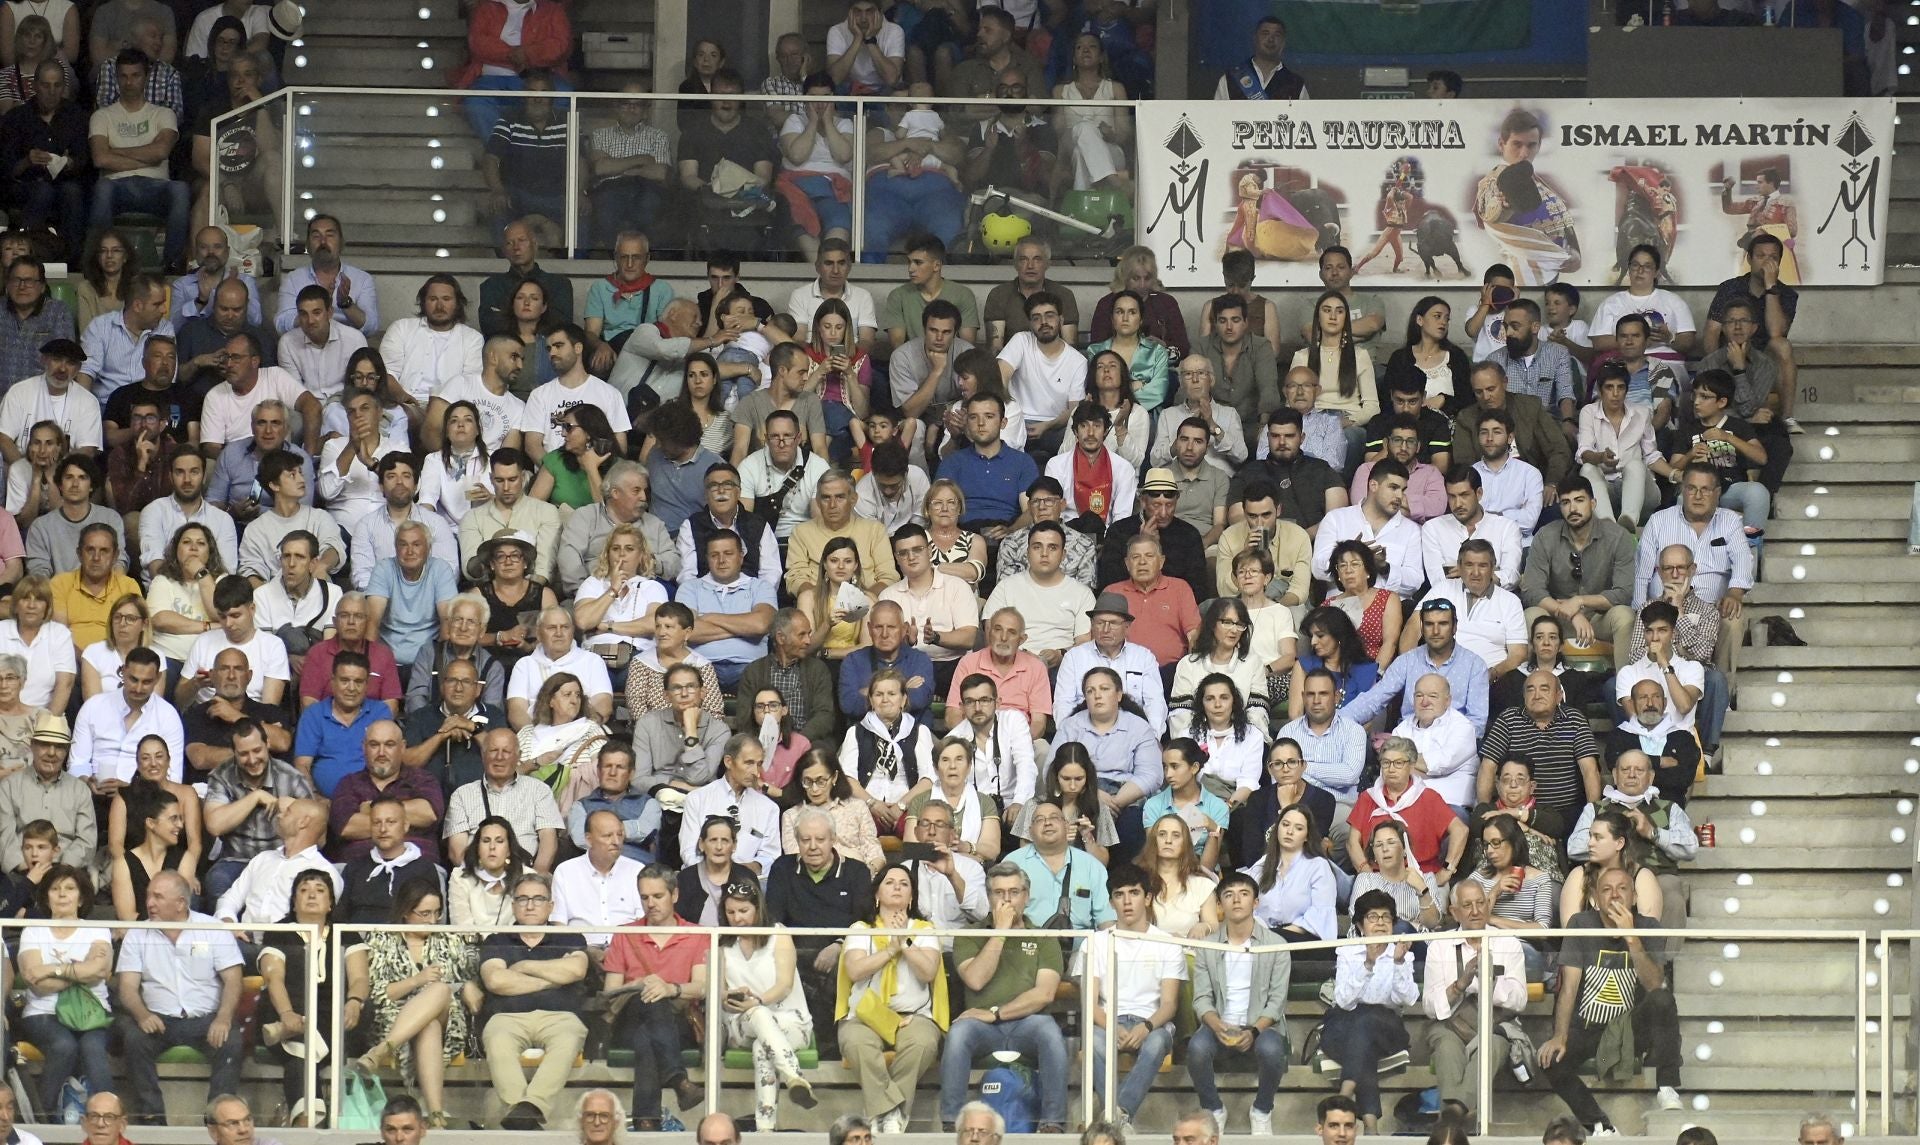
[{"x1": 428, "y1": 1111, "x2": 452, "y2": 1130}]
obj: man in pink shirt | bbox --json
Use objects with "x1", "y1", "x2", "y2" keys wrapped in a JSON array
[
  {"x1": 1104, "y1": 534, "x2": 1200, "y2": 670},
  {"x1": 944, "y1": 607, "x2": 1051, "y2": 739}
]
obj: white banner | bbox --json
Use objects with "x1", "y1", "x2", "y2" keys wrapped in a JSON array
[{"x1": 1138, "y1": 98, "x2": 1894, "y2": 290}]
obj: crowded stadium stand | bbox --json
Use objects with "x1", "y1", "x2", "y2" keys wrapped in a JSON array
[{"x1": 0, "y1": 0, "x2": 1909, "y2": 1143}]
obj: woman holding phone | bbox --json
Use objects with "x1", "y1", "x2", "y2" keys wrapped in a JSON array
[{"x1": 806, "y1": 299, "x2": 872, "y2": 465}]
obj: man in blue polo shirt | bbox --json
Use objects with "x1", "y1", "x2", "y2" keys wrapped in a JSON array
[
  {"x1": 292, "y1": 650, "x2": 394, "y2": 795},
  {"x1": 365, "y1": 519, "x2": 458, "y2": 690},
  {"x1": 938, "y1": 391, "x2": 1036, "y2": 538}
]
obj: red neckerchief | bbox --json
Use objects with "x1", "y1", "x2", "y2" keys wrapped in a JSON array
[
  {"x1": 605, "y1": 271, "x2": 656, "y2": 303},
  {"x1": 1071, "y1": 447, "x2": 1114, "y2": 520}
]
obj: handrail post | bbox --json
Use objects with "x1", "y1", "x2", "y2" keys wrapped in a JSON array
[
  {"x1": 281, "y1": 89, "x2": 296, "y2": 259},
  {"x1": 705, "y1": 930, "x2": 722, "y2": 1119},
  {"x1": 1477, "y1": 932, "x2": 1493, "y2": 1138},
  {"x1": 1879, "y1": 936, "x2": 1892, "y2": 1134},
  {"x1": 1101, "y1": 930, "x2": 1118, "y2": 1124},
  {"x1": 329, "y1": 924, "x2": 346, "y2": 1132},
  {"x1": 564, "y1": 92, "x2": 580, "y2": 259},
  {"x1": 304, "y1": 920, "x2": 324, "y2": 1128},
  {"x1": 851, "y1": 97, "x2": 867, "y2": 264},
  {"x1": 1859, "y1": 934, "x2": 1871, "y2": 1135}
]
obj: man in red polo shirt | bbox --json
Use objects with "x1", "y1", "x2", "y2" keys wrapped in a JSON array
[
  {"x1": 603, "y1": 863, "x2": 708, "y2": 1130},
  {"x1": 1104, "y1": 532, "x2": 1200, "y2": 671},
  {"x1": 943, "y1": 607, "x2": 1052, "y2": 739}
]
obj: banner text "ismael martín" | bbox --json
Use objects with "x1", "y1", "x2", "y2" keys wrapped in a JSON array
[{"x1": 1561, "y1": 121, "x2": 1833, "y2": 148}]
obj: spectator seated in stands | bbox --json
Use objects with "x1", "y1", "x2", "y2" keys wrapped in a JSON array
[
  {"x1": 365, "y1": 519, "x2": 458, "y2": 684},
  {"x1": 1666, "y1": 369, "x2": 1770, "y2": 541},
  {"x1": 774, "y1": 74, "x2": 858, "y2": 261},
  {"x1": 1273, "y1": 366, "x2": 1352, "y2": 475},
  {"x1": 1379, "y1": 295, "x2": 1469, "y2": 418},
  {"x1": 521, "y1": 324, "x2": 633, "y2": 468},
  {"x1": 1422, "y1": 877, "x2": 1528, "y2": 1117},
  {"x1": 1323, "y1": 891, "x2": 1417, "y2": 1132},
  {"x1": 1079, "y1": 861, "x2": 1183, "y2": 1123},
  {"x1": 275, "y1": 215, "x2": 376, "y2": 339},
  {"x1": 401, "y1": 652, "x2": 504, "y2": 793},
  {"x1": 1351, "y1": 414, "x2": 1444, "y2": 525},
  {"x1": 764, "y1": 804, "x2": 875, "y2": 1055},
  {"x1": 134, "y1": 454, "x2": 234, "y2": 590},
  {"x1": 1703, "y1": 231, "x2": 1800, "y2": 436},
  {"x1": 632, "y1": 658, "x2": 728, "y2": 800},
  {"x1": 380, "y1": 274, "x2": 483, "y2": 412},
  {"x1": 1230, "y1": 409, "x2": 1345, "y2": 540},
  {"x1": 478, "y1": 219, "x2": 572, "y2": 339},
  {"x1": 1214, "y1": 14, "x2": 1308, "y2": 99},
  {"x1": 1391, "y1": 672, "x2": 1480, "y2": 812},
  {"x1": 199, "y1": 716, "x2": 306, "y2": 899},
  {"x1": 1412, "y1": 538, "x2": 1528, "y2": 690},
  {"x1": 1540, "y1": 865, "x2": 1684, "y2": 1129},
  {"x1": 477, "y1": 871, "x2": 590, "y2": 1130},
  {"x1": 862, "y1": 124, "x2": 969, "y2": 264},
  {"x1": 446, "y1": 726, "x2": 562, "y2": 870},
  {"x1": 1609, "y1": 677, "x2": 1704, "y2": 804},
  {"x1": 1343, "y1": 597, "x2": 1491, "y2": 735},
  {"x1": 1614, "y1": 597, "x2": 1708, "y2": 757},
  {"x1": 1470, "y1": 407, "x2": 1546, "y2": 544},
  {"x1": 294, "y1": 591, "x2": 395, "y2": 716},
  {"x1": 292, "y1": 650, "x2": 390, "y2": 796},
  {"x1": 504, "y1": 606, "x2": 613, "y2": 729},
  {"x1": 840, "y1": 665, "x2": 936, "y2": 835},
  {"x1": 1488, "y1": 298, "x2": 1579, "y2": 427},
  {"x1": 666, "y1": 530, "x2": 773, "y2": 692},
  {"x1": 79, "y1": 273, "x2": 173, "y2": 408},
  {"x1": 1568, "y1": 749, "x2": 1695, "y2": 934},
  {"x1": 1347, "y1": 737, "x2": 1467, "y2": 880},
  {"x1": 1695, "y1": 294, "x2": 1794, "y2": 499},
  {"x1": 1478, "y1": 669, "x2": 1602, "y2": 838},
  {"x1": 1312, "y1": 458, "x2": 1423, "y2": 599},
  {"x1": 453, "y1": 0, "x2": 573, "y2": 140},
  {"x1": 1317, "y1": 542, "x2": 1398, "y2": 675},
  {"x1": 279, "y1": 284, "x2": 367, "y2": 411},
  {"x1": 565, "y1": 741, "x2": 657, "y2": 861},
  {"x1": 1184, "y1": 871, "x2": 1290, "y2": 1132},
  {"x1": 237, "y1": 451, "x2": 340, "y2": 588},
  {"x1": 1589, "y1": 243, "x2": 1696, "y2": 371},
  {"x1": 1576, "y1": 362, "x2": 1665, "y2": 528},
  {"x1": 1049, "y1": 33, "x2": 1137, "y2": 199},
  {"x1": 336, "y1": 791, "x2": 441, "y2": 924},
  {"x1": 25, "y1": 455, "x2": 125, "y2": 579},
  {"x1": 1453, "y1": 361, "x2": 1572, "y2": 503},
  {"x1": 15, "y1": 861, "x2": 115, "y2": 1110},
  {"x1": 675, "y1": 70, "x2": 782, "y2": 254},
  {"x1": 211, "y1": 794, "x2": 336, "y2": 927},
  {"x1": 482, "y1": 73, "x2": 569, "y2": 236},
  {"x1": 1632, "y1": 471, "x2": 1750, "y2": 741},
  {"x1": 116, "y1": 870, "x2": 243, "y2": 1123},
  {"x1": 680, "y1": 732, "x2": 781, "y2": 873},
  {"x1": 170, "y1": 224, "x2": 259, "y2": 327},
  {"x1": 71, "y1": 645, "x2": 179, "y2": 795},
  {"x1": 329, "y1": 714, "x2": 443, "y2": 863},
  {"x1": 349, "y1": 454, "x2": 456, "y2": 590},
  {"x1": 549, "y1": 805, "x2": 645, "y2": 954},
  {"x1": 87, "y1": 49, "x2": 187, "y2": 271},
  {"x1": 939, "y1": 862, "x2": 1069, "y2": 1132},
  {"x1": 1052, "y1": 665, "x2": 1159, "y2": 858},
  {"x1": 49, "y1": 519, "x2": 137, "y2": 651},
  {"x1": 0, "y1": 69, "x2": 88, "y2": 260},
  {"x1": 985, "y1": 525, "x2": 1093, "y2": 671},
  {"x1": 586, "y1": 86, "x2": 672, "y2": 257},
  {"x1": 1098, "y1": 473, "x2": 1209, "y2": 611},
  {"x1": 827, "y1": 0, "x2": 906, "y2": 94},
  {"x1": 188, "y1": 47, "x2": 281, "y2": 241},
  {"x1": 604, "y1": 863, "x2": 707, "y2": 1129},
  {"x1": 1604, "y1": 314, "x2": 1687, "y2": 434},
  {"x1": 404, "y1": 589, "x2": 505, "y2": 715}
]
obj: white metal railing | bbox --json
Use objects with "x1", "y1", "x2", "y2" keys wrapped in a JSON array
[
  {"x1": 209, "y1": 87, "x2": 1142, "y2": 264},
  {"x1": 303, "y1": 920, "x2": 1875, "y2": 1136}
]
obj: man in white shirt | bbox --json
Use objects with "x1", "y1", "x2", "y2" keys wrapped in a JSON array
[
  {"x1": 678, "y1": 732, "x2": 781, "y2": 872},
  {"x1": 551, "y1": 808, "x2": 646, "y2": 950},
  {"x1": 347, "y1": 452, "x2": 458, "y2": 589},
  {"x1": 380, "y1": 273, "x2": 484, "y2": 405},
  {"x1": 0, "y1": 339, "x2": 101, "y2": 459},
  {"x1": 276, "y1": 285, "x2": 367, "y2": 403},
  {"x1": 211, "y1": 797, "x2": 339, "y2": 925},
  {"x1": 506, "y1": 607, "x2": 615, "y2": 728},
  {"x1": 1614, "y1": 600, "x2": 1704, "y2": 732},
  {"x1": 251, "y1": 529, "x2": 339, "y2": 643},
  {"x1": 996, "y1": 291, "x2": 1086, "y2": 455},
  {"x1": 1472, "y1": 409, "x2": 1545, "y2": 543},
  {"x1": 825, "y1": 0, "x2": 905, "y2": 92},
  {"x1": 522, "y1": 323, "x2": 632, "y2": 464},
  {"x1": 786, "y1": 238, "x2": 877, "y2": 347},
  {"x1": 1054, "y1": 591, "x2": 1167, "y2": 728},
  {"x1": 1422, "y1": 464, "x2": 1523, "y2": 590},
  {"x1": 1421, "y1": 879, "x2": 1529, "y2": 1116},
  {"x1": 1042, "y1": 402, "x2": 1137, "y2": 529},
  {"x1": 1081, "y1": 862, "x2": 1185, "y2": 1121},
  {"x1": 136, "y1": 449, "x2": 237, "y2": 581},
  {"x1": 70, "y1": 647, "x2": 184, "y2": 793},
  {"x1": 177, "y1": 574, "x2": 292, "y2": 708},
  {"x1": 1390, "y1": 674, "x2": 1480, "y2": 812},
  {"x1": 984, "y1": 521, "x2": 1091, "y2": 667},
  {"x1": 852, "y1": 441, "x2": 927, "y2": 532},
  {"x1": 1412, "y1": 541, "x2": 1527, "y2": 685},
  {"x1": 425, "y1": 335, "x2": 527, "y2": 453},
  {"x1": 116, "y1": 870, "x2": 249, "y2": 1119},
  {"x1": 197, "y1": 332, "x2": 315, "y2": 458},
  {"x1": 737, "y1": 410, "x2": 827, "y2": 541},
  {"x1": 1311, "y1": 459, "x2": 1423, "y2": 598},
  {"x1": 907, "y1": 799, "x2": 986, "y2": 942},
  {"x1": 879, "y1": 523, "x2": 978, "y2": 682}
]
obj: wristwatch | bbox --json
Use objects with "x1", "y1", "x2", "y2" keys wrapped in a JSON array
[{"x1": 989, "y1": 1005, "x2": 1001, "y2": 1023}]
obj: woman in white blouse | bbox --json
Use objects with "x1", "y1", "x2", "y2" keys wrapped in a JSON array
[
  {"x1": 446, "y1": 816, "x2": 531, "y2": 933},
  {"x1": 836, "y1": 861, "x2": 946, "y2": 1135},
  {"x1": 573, "y1": 523, "x2": 667, "y2": 669},
  {"x1": 319, "y1": 388, "x2": 410, "y2": 535},
  {"x1": 15, "y1": 864, "x2": 114, "y2": 1112},
  {"x1": 146, "y1": 522, "x2": 223, "y2": 664},
  {"x1": 0, "y1": 574, "x2": 72, "y2": 711},
  {"x1": 1290, "y1": 291, "x2": 1378, "y2": 427},
  {"x1": 79, "y1": 592, "x2": 168, "y2": 700},
  {"x1": 1577, "y1": 360, "x2": 1666, "y2": 528},
  {"x1": 901, "y1": 735, "x2": 1001, "y2": 863},
  {"x1": 1323, "y1": 889, "x2": 1418, "y2": 1133},
  {"x1": 418, "y1": 400, "x2": 494, "y2": 526}
]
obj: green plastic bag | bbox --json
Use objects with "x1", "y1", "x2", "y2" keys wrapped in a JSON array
[
  {"x1": 53, "y1": 985, "x2": 110, "y2": 1033},
  {"x1": 339, "y1": 1068, "x2": 388, "y2": 1131}
]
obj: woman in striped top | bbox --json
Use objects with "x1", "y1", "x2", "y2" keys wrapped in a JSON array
[{"x1": 1468, "y1": 812, "x2": 1556, "y2": 980}]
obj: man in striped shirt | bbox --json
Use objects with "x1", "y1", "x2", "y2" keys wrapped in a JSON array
[{"x1": 482, "y1": 70, "x2": 569, "y2": 232}]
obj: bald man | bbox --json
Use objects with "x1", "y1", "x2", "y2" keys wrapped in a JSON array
[{"x1": 211, "y1": 797, "x2": 342, "y2": 926}]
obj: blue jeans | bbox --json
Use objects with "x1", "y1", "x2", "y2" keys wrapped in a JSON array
[
  {"x1": 861, "y1": 172, "x2": 965, "y2": 262},
  {"x1": 1187, "y1": 1024, "x2": 1288, "y2": 1113},
  {"x1": 590, "y1": 179, "x2": 667, "y2": 252},
  {"x1": 938, "y1": 1014, "x2": 1069, "y2": 1125},
  {"x1": 204, "y1": 856, "x2": 249, "y2": 907},
  {"x1": 1089, "y1": 1015, "x2": 1174, "y2": 1116},
  {"x1": 1322, "y1": 1003, "x2": 1408, "y2": 1118},
  {"x1": 119, "y1": 1009, "x2": 244, "y2": 1121},
  {"x1": 1698, "y1": 666, "x2": 1730, "y2": 754},
  {"x1": 786, "y1": 173, "x2": 852, "y2": 236},
  {"x1": 1721, "y1": 480, "x2": 1771, "y2": 539},
  {"x1": 19, "y1": 179, "x2": 87, "y2": 260},
  {"x1": 19, "y1": 1012, "x2": 113, "y2": 1112},
  {"x1": 90, "y1": 176, "x2": 189, "y2": 265},
  {"x1": 711, "y1": 659, "x2": 748, "y2": 691}
]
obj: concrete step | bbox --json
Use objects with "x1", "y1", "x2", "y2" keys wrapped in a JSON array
[
  {"x1": 1725, "y1": 710, "x2": 1920, "y2": 735},
  {"x1": 1728, "y1": 681, "x2": 1920, "y2": 712},
  {"x1": 1748, "y1": 581, "x2": 1920, "y2": 605},
  {"x1": 289, "y1": 192, "x2": 483, "y2": 226},
  {"x1": 1797, "y1": 346, "x2": 1920, "y2": 367},
  {"x1": 302, "y1": 15, "x2": 467, "y2": 37},
  {"x1": 1673, "y1": 943, "x2": 1888, "y2": 995},
  {"x1": 1773, "y1": 484, "x2": 1910, "y2": 520},
  {"x1": 286, "y1": 43, "x2": 464, "y2": 84},
  {"x1": 1791, "y1": 437, "x2": 1920, "y2": 465},
  {"x1": 1740, "y1": 645, "x2": 1920, "y2": 670},
  {"x1": 1721, "y1": 734, "x2": 1920, "y2": 774},
  {"x1": 1677, "y1": 1019, "x2": 1870, "y2": 1069},
  {"x1": 1760, "y1": 539, "x2": 1910, "y2": 559},
  {"x1": 1779, "y1": 463, "x2": 1920, "y2": 485},
  {"x1": 1797, "y1": 403, "x2": 1920, "y2": 426},
  {"x1": 1685, "y1": 881, "x2": 1910, "y2": 927},
  {"x1": 1763, "y1": 517, "x2": 1908, "y2": 543}
]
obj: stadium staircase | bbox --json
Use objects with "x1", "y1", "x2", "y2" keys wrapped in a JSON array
[{"x1": 126, "y1": 7, "x2": 1920, "y2": 1140}]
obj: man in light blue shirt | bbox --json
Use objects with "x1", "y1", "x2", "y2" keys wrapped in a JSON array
[
  {"x1": 79, "y1": 273, "x2": 174, "y2": 405},
  {"x1": 365, "y1": 520, "x2": 458, "y2": 677},
  {"x1": 1053, "y1": 594, "x2": 1168, "y2": 728},
  {"x1": 1278, "y1": 667, "x2": 1368, "y2": 851},
  {"x1": 1343, "y1": 598, "x2": 1491, "y2": 735},
  {"x1": 678, "y1": 530, "x2": 776, "y2": 690},
  {"x1": 1631, "y1": 465, "x2": 1755, "y2": 610},
  {"x1": 170, "y1": 225, "x2": 263, "y2": 326},
  {"x1": 274, "y1": 215, "x2": 379, "y2": 336},
  {"x1": 1004, "y1": 798, "x2": 1114, "y2": 931}
]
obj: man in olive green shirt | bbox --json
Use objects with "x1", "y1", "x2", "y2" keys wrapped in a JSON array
[{"x1": 938, "y1": 863, "x2": 1069, "y2": 1131}]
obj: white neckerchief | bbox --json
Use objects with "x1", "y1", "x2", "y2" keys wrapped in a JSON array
[
  {"x1": 474, "y1": 866, "x2": 508, "y2": 889},
  {"x1": 1363, "y1": 774, "x2": 1428, "y2": 821},
  {"x1": 860, "y1": 711, "x2": 913, "y2": 780},
  {"x1": 1602, "y1": 784, "x2": 1660, "y2": 806},
  {"x1": 368, "y1": 842, "x2": 421, "y2": 883},
  {"x1": 1618, "y1": 712, "x2": 1680, "y2": 752}
]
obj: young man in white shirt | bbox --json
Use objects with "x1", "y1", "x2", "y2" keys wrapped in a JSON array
[
  {"x1": 1614, "y1": 599, "x2": 1704, "y2": 732},
  {"x1": 424, "y1": 335, "x2": 527, "y2": 453},
  {"x1": 178, "y1": 574, "x2": 292, "y2": 709},
  {"x1": 521, "y1": 323, "x2": 631, "y2": 464},
  {"x1": 995, "y1": 291, "x2": 1086, "y2": 457},
  {"x1": 1311, "y1": 459, "x2": 1423, "y2": 599},
  {"x1": 786, "y1": 238, "x2": 877, "y2": 347},
  {"x1": 379, "y1": 273, "x2": 484, "y2": 405},
  {"x1": 1080, "y1": 861, "x2": 1185, "y2": 1123}
]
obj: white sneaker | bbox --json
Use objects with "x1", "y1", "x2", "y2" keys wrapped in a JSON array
[
  {"x1": 1657, "y1": 1085, "x2": 1683, "y2": 1111},
  {"x1": 1207, "y1": 1109, "x2": 1227, "y2": 1135},
  {"x1": 1250, "y1": 1108, "x2": 1274, "y2": 1136},
  {"x1": 1785, "y1": 417, "x2": 1804, "y2": 435},
  {"x1": 1590, "y1": 1125, "x2": 1620, "y2": 1138},
  {"x1": 877, "y1": 1109, "x2": 905, "y2": 1135}
]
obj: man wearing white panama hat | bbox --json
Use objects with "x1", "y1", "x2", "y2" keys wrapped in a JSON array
[{"x1": 0, "y1": 711, "x2": 92, "y2": 869}]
